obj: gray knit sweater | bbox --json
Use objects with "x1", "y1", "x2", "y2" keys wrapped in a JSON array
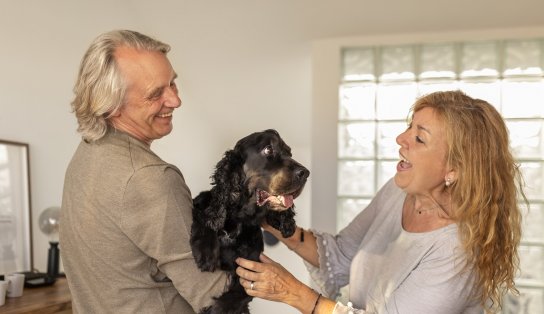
[{"x1": 60, "y1": 129, "x2": 227, "y2": 313}]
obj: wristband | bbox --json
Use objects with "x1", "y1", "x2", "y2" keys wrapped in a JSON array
[{"x1": 289, "y1": 227, "x2": 304, "y2": 251}]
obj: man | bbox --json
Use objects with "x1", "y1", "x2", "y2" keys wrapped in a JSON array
[{"x1": 60, "y1": 30, "x2": 227, "y2": 313}]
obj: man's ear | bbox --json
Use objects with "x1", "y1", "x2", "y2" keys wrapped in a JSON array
[{"x1": 109, "y1": 107, "x2": 122, "y2": 117}]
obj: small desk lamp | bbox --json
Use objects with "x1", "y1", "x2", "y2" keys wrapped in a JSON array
[
  {"x1": 39, "y1": 206, "x2": 61, "y2": 280},
  {"x1": 24, "y1": 206, "x2": 61, "y2": 287}
]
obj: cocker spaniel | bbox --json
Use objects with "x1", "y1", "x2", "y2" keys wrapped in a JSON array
[{"x1": 190, "y1": 129, "x2": 309, "y2": 314}]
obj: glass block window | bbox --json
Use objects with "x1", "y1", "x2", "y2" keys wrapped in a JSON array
[{"x1": 339, "y1": 39, "x2": 544, "y2": 314}]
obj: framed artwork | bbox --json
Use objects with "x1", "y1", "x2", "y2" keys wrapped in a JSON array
[{"x1": 0, "y1": 140, "x2": 32, "y2": 275}]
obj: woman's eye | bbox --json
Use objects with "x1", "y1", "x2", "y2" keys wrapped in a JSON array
[
  {"x1": 262, "y1": 145, "x2": 273, "y2": 156},
  {"x1": 415, "y1": 136, "x2": 424, "y2": 144}
]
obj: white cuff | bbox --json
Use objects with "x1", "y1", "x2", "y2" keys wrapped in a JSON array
[{"x1": 333, "y1": 301, "x2": 365, "y2": 314}]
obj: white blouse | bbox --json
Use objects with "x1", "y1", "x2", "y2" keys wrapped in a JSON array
[{"x1": 305, "y1": 179, "x2": 483, "y2": 314}]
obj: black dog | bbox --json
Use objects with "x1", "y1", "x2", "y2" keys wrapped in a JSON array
[{"x1": 190, "y1": 129, "x2": 309, "y2": 314}]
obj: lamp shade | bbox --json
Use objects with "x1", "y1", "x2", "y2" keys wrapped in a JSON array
[
  {"x1": 39, "y1": 206, "x2": 60, "y2": 237},
  {"x1": 38, "y1": 206, "x2": 61, "y2": 280}
]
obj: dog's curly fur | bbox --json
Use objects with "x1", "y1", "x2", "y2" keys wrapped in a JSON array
[{"x1": 190, "y1": 129, "x2": 309, "y2": 314}]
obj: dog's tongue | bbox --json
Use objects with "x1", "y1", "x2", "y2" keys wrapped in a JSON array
[{"x1": 268, "y1": 194, "x2": 294, "y2": 208}]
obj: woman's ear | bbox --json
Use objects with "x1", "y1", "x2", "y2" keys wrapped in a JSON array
[{"x1": 445, "y1": 169, "x2": 457, "y2": 187}]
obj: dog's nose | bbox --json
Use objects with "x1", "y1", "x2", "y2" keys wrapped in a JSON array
[{"x1": 295, "y1": 167, "x2": 310, "y2": 180}]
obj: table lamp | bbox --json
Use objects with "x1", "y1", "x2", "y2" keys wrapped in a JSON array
[
  {"x1": 24, "y1": 206, "x2": 61, "y2": 287},
  {"x1": 39, "y1": 206, "x2": 61, "y2": 280}
]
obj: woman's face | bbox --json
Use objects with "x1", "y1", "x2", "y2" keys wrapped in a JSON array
[{"x1": 394, "y1": 107, "x2": 451, "y2": 197}]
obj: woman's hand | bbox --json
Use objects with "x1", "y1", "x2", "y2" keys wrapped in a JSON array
[
  {"x1": 236, "y1": 254, "x2": 317, "y2": 312},
  {"x1": 261, "y1": 221, "x2": 284, "y2": 238}
]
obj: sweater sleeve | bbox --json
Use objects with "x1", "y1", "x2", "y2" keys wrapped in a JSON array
[{"x1": 121, "y1": 166, "x2": 228, "y2": 312}]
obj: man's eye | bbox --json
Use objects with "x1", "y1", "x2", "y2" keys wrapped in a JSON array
[
  {"x1": 262, "y1": 145, "x2": 273, "y2": 156},
  {"x1": 147, "y1": 91, "x2": 162, "y2": 101},
  {"x1": 170, "y1": 81, "x2": 178, "y2": 92}
]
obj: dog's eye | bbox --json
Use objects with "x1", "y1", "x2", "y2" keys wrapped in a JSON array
[{"x1": 262, "y1": 145, "x2": 274, "y2": 156}]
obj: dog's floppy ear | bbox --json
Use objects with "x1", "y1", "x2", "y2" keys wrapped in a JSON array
[
  {"x1": 203, "y1": 148, "x2": 245, "y2": 230},
  {"x1": 212, "y1": 149, "x2": 244, "y2": 189}
]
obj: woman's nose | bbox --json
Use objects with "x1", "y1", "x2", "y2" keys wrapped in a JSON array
[{"x1": 396, "y1": 130, "x2": 406, "y2": 146}]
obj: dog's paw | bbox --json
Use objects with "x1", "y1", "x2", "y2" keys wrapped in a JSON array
[
  {"x1": 194, "y1": 250, "x2": 219, "y2": 272},
  {"x1": 192, "y1": 241, "x2": 220, "y2": 272},
  {"x1": 279, "y1": 222, "x2": 296, "y2": 238},
  {"x1": 266, "y1": 208, "x2": 297, "y2": 238},
  {"x1": 190, "y1": 225, "x2": 221, "y2": 272}
]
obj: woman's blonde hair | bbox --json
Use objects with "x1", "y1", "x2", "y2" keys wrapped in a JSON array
[
  {"x1": 71, "y1": 30, "x2": 170, "y2": 142},
  {"x1": 412, "y1": 90, "x2": 527, "y2": 312}
]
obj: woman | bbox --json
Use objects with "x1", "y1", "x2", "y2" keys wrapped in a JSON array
[{"x1": 236, "y1": 90, "x2": 527, "y2": 313}]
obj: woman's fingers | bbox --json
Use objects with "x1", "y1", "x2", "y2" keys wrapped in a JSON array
[
  {"x1": 235, "y1": 256, "x2": 252, "y2": 269},
  {"x1": 239, "y1": 278, "x2": 254, "y2": 290},
  {"x1": 236, "y1": 255, "x2": 281, "y2": 294},
  {"x1": 236, "y1": 254, "x2": 308, "y2": 305},
  {"x1": 236, "y1": 264, "x2": 257, "y2": 281},
  {"x1": 259, "y1": 253, "x2": 275, "y2": 264},
  {"x1": 236, "y1": 256, "x2": 263, "y2": 272},
  {"x1": 236, "y1": 254, "x2": 280, "y2": 281},
  {"x1": 237, "y1": 254, "x2": 275, "y2": 269}
]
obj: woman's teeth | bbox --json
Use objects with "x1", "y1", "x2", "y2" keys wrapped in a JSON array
[{"x1": 158, "y1": 112, "x2": 172, "y2": 118}]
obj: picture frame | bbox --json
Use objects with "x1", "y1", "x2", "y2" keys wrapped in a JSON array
[{"x1": 0, "y1": 140, "x2": 32, "y2": 275}]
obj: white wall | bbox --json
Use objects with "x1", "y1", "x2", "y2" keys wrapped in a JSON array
[{"x1": 1, "y1": 1, "x2": 543, "y2": 313}]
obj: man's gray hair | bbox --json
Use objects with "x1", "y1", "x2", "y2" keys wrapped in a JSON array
[{"x1": 71, "y1": 30, "x2": 171, "y2": 142}]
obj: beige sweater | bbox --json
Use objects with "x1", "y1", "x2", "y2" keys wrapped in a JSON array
[{"x1": 60, "y1": 129, "x2": 227, "y2": 313}]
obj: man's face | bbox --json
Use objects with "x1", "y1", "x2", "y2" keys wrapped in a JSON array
[{"x1": 110, "y1": 46, "x2": 181, "y2": 145}]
